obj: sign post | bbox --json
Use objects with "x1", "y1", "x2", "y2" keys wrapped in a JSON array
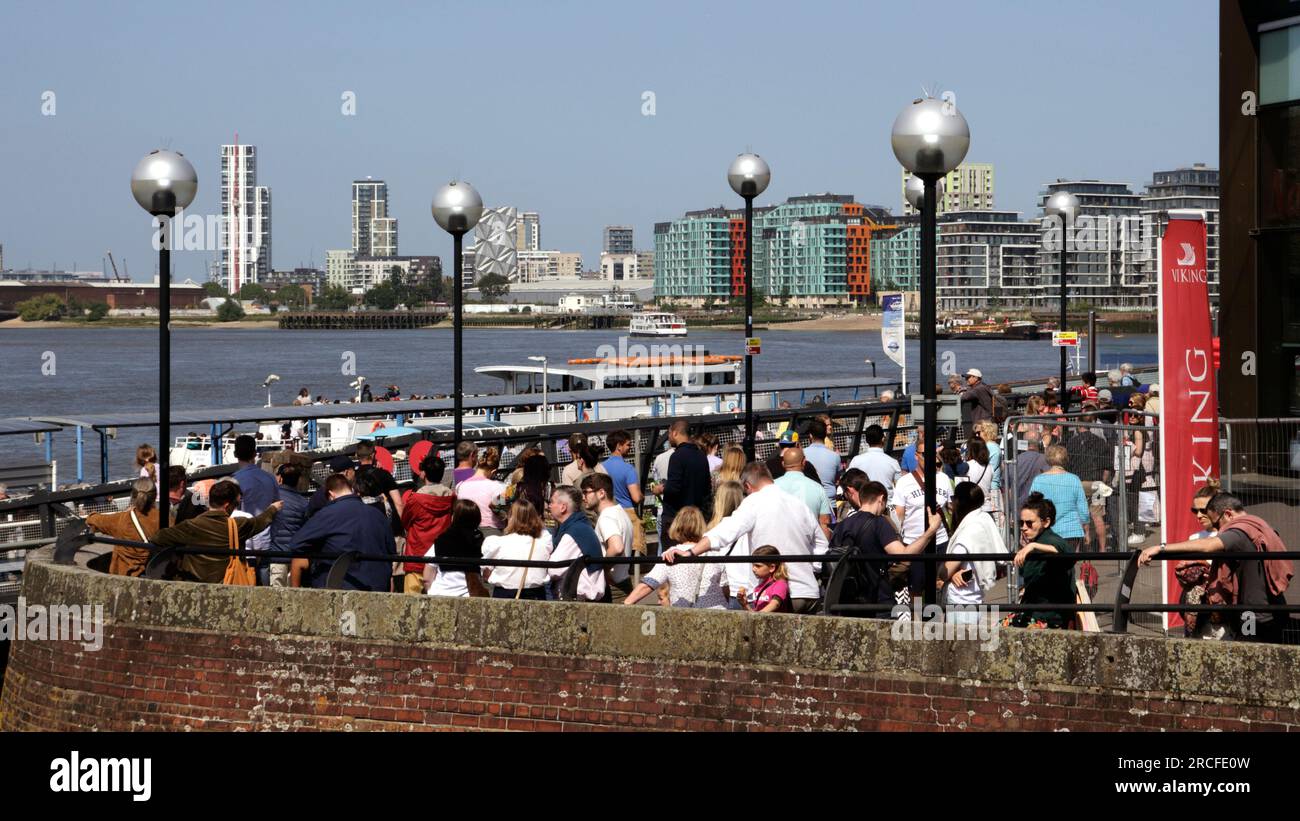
[{"x1": 1157, "y1": 210, "x2": 1217, "y2": 632}]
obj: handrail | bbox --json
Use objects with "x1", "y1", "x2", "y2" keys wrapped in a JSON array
[{"x1": 54, "y1": 527, "x2": 1300, "y2": 634}]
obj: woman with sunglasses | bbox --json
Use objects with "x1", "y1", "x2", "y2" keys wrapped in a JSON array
[
  {"x1": 1009, "y1": 492, "x2": 1076, "y2": 629},
  {"x1": 1176, "y1": 480, "x2": 1229, "y2": 640}
]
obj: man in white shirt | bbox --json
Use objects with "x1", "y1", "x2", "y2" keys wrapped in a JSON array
[
  {"x1": 547, "y1": 485, "x2": 606, "y2": 602},
  {"x1": 891, "y1": 443, "x2": 953, "y2": 598},
  {"x1": 665, "y1": 462, "x2": 828, "y2": 614},
  {"x1": 847, "y1": 424, "x2": 903, "y2": 499},
  {"x1": 581, "y1": 472, "x2": 635, "y2": 603}
]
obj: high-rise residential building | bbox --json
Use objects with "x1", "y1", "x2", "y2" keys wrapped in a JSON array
[
  {"x1": 636, "y1": 250, "x2": 654, "y2": 282},
  {"x1": 1138, "y1": 164, "x2": 1220, "y2": 306},
  {"x1": 902, "y1": 162, "x2": 995, "y2": 215},
  {"x1": 516, "y1": 211, "x2": 540, "y2": 252},
  {"x1": 349, "y1": 255, "x2": 442, "y2": 293},
  {"x1": 352, "y1": 179, "x2": 397, "y2": 257},
  {"x1": 654, "y1": 194, "x2": 896, "y2": 307},
  {"x1": 937, "y1": 211, "x2": 1042, "y2": 310},
  {"x1": 871, "y1": 224, "x2": 920, "y2": 293},
  {"x1": 219, "y1": 142, "x2": 272, "y2": 294},
  {"x1": 517, "y1": 250, "x2": 584, "y2": 281},
  {"x1": 1036, "y1": 180, "x2": 1147, "y2": 310},
  {"x1": 603, "y1": 225, "x2": 634, "y2": 254}
]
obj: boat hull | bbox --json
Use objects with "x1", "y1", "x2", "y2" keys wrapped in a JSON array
[{"x1": 628, "y1": 329, "x2": 688, "y2": 338}]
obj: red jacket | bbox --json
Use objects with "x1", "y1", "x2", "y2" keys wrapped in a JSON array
[{"x1": 401, "y1": 486, "x2": 455, "y2": 573}]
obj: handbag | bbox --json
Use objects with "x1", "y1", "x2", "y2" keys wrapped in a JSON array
[{"x1": 222, "y1": 517, "x2": 257, "y2": 586}]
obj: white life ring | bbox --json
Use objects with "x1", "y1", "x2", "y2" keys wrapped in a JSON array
[{"x1": 726, "y1": 401, "x2": 738, "y2": 412}]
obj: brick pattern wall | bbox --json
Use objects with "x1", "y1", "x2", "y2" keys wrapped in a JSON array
[
  {"x1": 5, "y1": 624, "x2": 1299, "y2": 732},
  {"x1": 4, "y1": 553, "x2": 1300, "y2": 732}
]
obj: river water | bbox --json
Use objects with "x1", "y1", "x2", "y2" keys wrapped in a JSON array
[{"x1": 0, "y1": 326, "x2": 1156, "y2": 481}]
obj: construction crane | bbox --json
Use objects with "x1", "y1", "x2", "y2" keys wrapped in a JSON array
[{"x1": 106, "y1": 251, "x2": 128, "y2": 282}]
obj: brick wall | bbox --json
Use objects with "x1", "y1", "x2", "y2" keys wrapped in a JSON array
[{"x1": 4, "y1": 550, "x2": 1299, "y2": 731}]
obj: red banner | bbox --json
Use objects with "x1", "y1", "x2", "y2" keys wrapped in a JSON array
[{"x1": 1158, "y1": 212, "x2": 1218, "y2": 630}]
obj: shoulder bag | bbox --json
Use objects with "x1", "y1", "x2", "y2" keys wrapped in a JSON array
[{"x1": 223, "y1": 517, "x2": 257, "y2": 586}]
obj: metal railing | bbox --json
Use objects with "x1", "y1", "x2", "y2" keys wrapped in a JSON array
[{"x1": 42, "y1": 526, "x2": 1300, "y2": 642}]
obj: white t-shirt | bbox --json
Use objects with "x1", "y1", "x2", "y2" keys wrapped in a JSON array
[
  {"x1": 943, "y1": 542, "x2": 983, "y2": 608},
  {"x1": 481, "y1": 531, "x2": 553, "y2": 589},
  {"x1": 595, "y1": 504, "x2": 635, "y2": 584},
  {"x1": 642, "y1": 544, "x2": 729, "y2": 609},
  {"x1": 963, "y1": 460, "x2": 995, "y2": 511},
  {"x1": 423, "y1": 545, "x2": 468, "y2": 597},
  {"x1": 892, "y1": 471, "x2": 953, "y2": 546}
]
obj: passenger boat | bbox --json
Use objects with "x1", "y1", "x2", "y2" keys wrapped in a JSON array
[
  {"x1": 933, "y1": 317, "x2": 1040, "y2": 340},
  {"x1": 628, "y1": 312, "x2": 688, "y2": 337}
]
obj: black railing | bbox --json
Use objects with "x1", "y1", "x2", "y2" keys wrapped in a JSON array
[{"x1": 47, "y1": 525, "x2": 1300, "y2": 641}]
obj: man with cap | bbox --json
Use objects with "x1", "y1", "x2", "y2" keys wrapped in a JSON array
[{"x1": 959, "y1": 368, "x2": 995, "y2": 436}]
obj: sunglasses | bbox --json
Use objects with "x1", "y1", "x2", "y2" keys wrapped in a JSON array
[
  {"x1": 1018, "y1": 519, "x2": 1038, "y2": 528},
  {"x1": 1191, "y1": 506, "x2": 1208, "y2": 515}
]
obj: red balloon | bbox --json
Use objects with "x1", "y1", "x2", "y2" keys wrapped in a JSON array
[
  {"x1": 408, "y1": 440, "x2": 433, "y2": 475},
  {"x1": 374, "y1": 445, "x2": 395, "y2": 475}
]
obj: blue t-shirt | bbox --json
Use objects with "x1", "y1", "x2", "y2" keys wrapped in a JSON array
[
  {"x1": 603, "y1": 455, "x2": 639, "y2": 508},
  {"x1": 232, "y1": 463, "x2": 280, "y2": 517}
]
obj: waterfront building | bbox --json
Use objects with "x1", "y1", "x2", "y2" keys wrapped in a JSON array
[
  {"x1": 871, "y1": 223, "x2": 920, "y2": 294},
  {"x1": 219, "y1": 142, "x2": 272, "y2": 293},
  {"x1": 516, "y1": 211, "x2": 540, "y2": 252},
  {"x1": 1222, "y1": 2, "x2": 1300, "y2": 418},
  {"x1": 654, "y1": 194, "x2": 896, "y2": 307},
  {"x1": 326, "y1": 250, "x2": 356, "y2": 290},
  {"x1": 937, "y1": 210, "x2": 1042, "y2": 311},
  {"x1": 470, "y1": 207, "x2": 519, "y2": 284},
  {"x1": 600, "y1": 251, "x2": 648, "y2": 281},
  {"x1": 603, "y1": 225, "x2": 634, "y2": 254},
  {"x1": 636, "y1": 250, "x2": 655, "y2": 282},
  {"x1": 348, "y1": 255, "x2": 441, "y2": 294},
  {"x1": 1036, "y1": 180, "x2": 1147, "y2": 311},
  {"x1": 1134, "y1": 165, "x2": 1221, "y2": 307},
  {"x1": 352, "y1": 179, "x2": 396, "y2": 257},
  {"x1": 902, "y1": 162, "x2": 996, "y2": 215}
]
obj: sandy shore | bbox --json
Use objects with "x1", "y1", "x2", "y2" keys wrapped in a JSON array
[
  {"x1": 771, "y1": 313, "x2": 882, "y2": 332},
  {"x1": 0, "y1": 317, "x2": 279, "y2": 329}
]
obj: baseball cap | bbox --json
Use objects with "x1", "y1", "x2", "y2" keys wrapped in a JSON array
[
  {"x1": 326, "y1": 455, "x2": 357, "y2": 472},
  {"x1": 1149, "y1": 384, "x2": 1161, "y2": 394},
  {"x1": 778, "y1": 430, "x2": 799, "y2": 447},
  {"x1": 965, "y1": 368, "x2": 983, "y2": 379}
]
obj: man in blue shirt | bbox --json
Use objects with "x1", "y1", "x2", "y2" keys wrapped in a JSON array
[
  {"x1": 289, "y1": 473, "x2": 395, "y2": 592},
  {"x1": 602, "y1": 429, "x2": 645, "y2": 555},
  {"x1": 900, "y1": 426, "x2": 925, "y2": 472},
  {"x1": 801, "y1": 418, "x2": 843, "y2": 503},
  {"x1": 231, "y1": 435, "x2": 280, "y2": 553}
]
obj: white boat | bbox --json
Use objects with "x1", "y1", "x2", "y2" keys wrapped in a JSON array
[{"x1": 628, "y1": 312, "x2": 687, "y2": 337}]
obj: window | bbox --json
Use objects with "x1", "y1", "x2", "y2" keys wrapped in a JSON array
[{"x1": 1262, "y1": 23, "x2": 1300, "y2": 105}]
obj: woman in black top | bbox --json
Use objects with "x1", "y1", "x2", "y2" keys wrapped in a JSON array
[
  {"x1": 1010, "y1": 492, "x2": 1076, "y2": 628},
  {"x1": 424, "y1": 499, "x2": 488, "y2": 597}
]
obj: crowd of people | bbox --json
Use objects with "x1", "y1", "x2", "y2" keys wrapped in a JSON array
[{"x1": 81, "y1": 367, "x2": 1292, "y2": 642}]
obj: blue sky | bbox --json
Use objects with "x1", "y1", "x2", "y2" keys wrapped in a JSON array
[{"x1": 0, "y1": 0, "x2": 1217, "y2": 281}]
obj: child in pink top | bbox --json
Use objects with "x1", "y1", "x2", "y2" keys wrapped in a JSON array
[{"x1": 737, "y1": 545, "x2": 792, "y2": 613}]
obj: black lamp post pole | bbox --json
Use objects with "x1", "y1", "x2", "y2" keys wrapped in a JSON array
[
  {"x1": 158, "y1": 208, "x2": 173, "y2": 526},
  {"x1": 1059, "y1": 220, "x2": 1069, "y2": 413},
  {"x1": 744, "y1": 193, "x2": 755, "y2": 461},
  {"x1": 453, "y1": 230, "x2": 464, "y2": 452},
  {"x1": 920, "y1": 175, "x2": 938, "y2": 610}
]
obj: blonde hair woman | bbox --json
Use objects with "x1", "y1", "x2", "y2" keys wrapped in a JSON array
[
  {"x1": 481, "y1": 499, "x2": 553, "y2": 599},
  {"x1": 708, "y1": 479, "x2": 754, "y2": 602},
  {"x1": 973, "y1": 419, "x2": 1004, "y2": 526},
  {"x1": 87, "y1": 479, "x2": 160, "y2": 577},
  {"x1": 623, "y1": 506, "x2": 728, "y2": 609},
  {"x1": 716, "y1": 445, "x2": 747, "y2": 487}
]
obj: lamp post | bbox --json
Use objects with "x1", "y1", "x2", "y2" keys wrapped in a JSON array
[
  {"x1": 727, "y1": 152, "x2": 770, "y2": 461},
  {"x1": 892, "y1": 96, "x2": 969, "y2": 611},
  {"x1": 528, "y1": 355, "x2": 549, "y2": 425},
  {"x1": 432, "y1": 181, "x2": 484, "y2": 452},
  {"x1": 262, "y1": 374, "x2": 281, "y2": 408},
  {"x1": 1044, "y1": 191, "x2": 1080, "y2": 413},
  {"x1": 131, "y1": 149, "x2": 197, "y2": 527}
]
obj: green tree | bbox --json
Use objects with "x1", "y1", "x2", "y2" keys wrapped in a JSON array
[
  {"x1": 216, "y1": 299, "x2": 246, "y2": 322},
  {"x1": 275, "y1": 284, "x2": 306, "y2": 310},
  {"x1": 238, "y1": 282, "x2": 269, "y2": 302},
  {"x1": 202, "y1": 281, "x2": 229, "y2": 298},
  {"x1": 476, "y1": 273, "x2": 510, "y2": 303},
  {"x1": 85, "y1": 302, "x2": 110, "y2": 321},
  {"x1": 317, "y1": 284, "x2": 353, "y2": 310},
  {"x1": 17, "y1": 294, "x2": 66, "y2": 321},
  {"x1": 363, "y1": 281, "x2": 400, "y2": 310}
]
